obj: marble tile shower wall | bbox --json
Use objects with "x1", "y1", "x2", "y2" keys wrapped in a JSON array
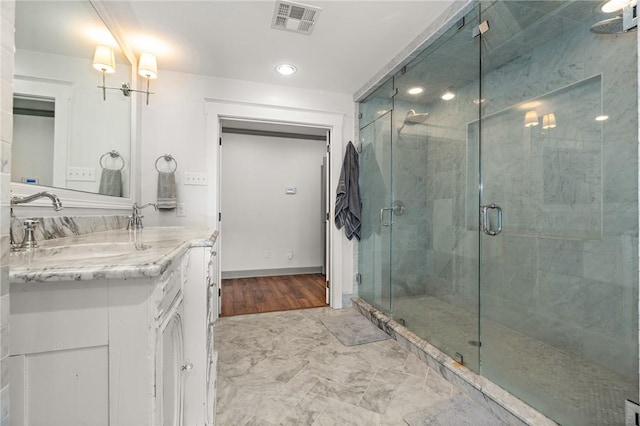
[
  {"x1": 479, "y1": 20, "x2": 637, "y2": 377},
  {"x1": 0, "y1": 2, "x2": 13, "y2": 424},
  {"x1": 391, "y1": 126, "x2": 429, "y2": 298},
  {"x1": 393, "y1": 13, "x2": 638, "y2": 376}
]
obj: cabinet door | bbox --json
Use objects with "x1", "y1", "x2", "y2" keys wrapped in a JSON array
[
  {"x1": 206, "y1": 349, "x2": 217, "y2": 426},
  {"x1": 10, "y1": 347, "x2": 109, "y2": 426},
  {"x1": 207, "y1": 248, "x2": 219, "y2": 320},
  {"x1": 157, "y1": 306, "x2": 185, "y2": 426}
]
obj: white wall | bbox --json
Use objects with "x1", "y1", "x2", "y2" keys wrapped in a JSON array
[
  {"x1": 220, "y1": 132, "x2": 326, "y2": 274},
  {"x1": 12, "y1": 114, "x2": 53, "y2": 185},
  {"x1": 138, "y1": 70, "x2": 357, "y2": 307}
]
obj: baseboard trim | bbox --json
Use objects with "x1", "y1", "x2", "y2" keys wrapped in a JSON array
[{"x1": 222, "y1": 267, "x2": 323, "y2": 279}]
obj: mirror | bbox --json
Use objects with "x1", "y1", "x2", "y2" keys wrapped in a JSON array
[{"x1": 13, "y1": 1, "x2": 132, "y2": 198}]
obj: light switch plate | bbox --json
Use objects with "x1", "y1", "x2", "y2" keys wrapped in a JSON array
[
  {"x1": 67, "y1": 167, "x2": 96, "y2": 181},
  {"x1": 184, "y1": 172, "x2": 207, "y2": 186}
]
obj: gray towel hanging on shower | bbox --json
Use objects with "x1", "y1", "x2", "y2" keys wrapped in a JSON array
[{"x1": 335, "y1": 141, "x2": 361, "y2": 240}]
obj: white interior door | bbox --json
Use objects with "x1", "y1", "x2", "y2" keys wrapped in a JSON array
[{"x1": 324, "y1": 130, "x2": 331, "y2": 305}]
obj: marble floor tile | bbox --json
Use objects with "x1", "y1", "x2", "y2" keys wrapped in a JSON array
[
  {"x1": 215, "y1": 307, "x2": 492, "y2": 425},
  {"x1": 313, "y1": 399, "x2": 383, "y2": 426},
  {"x1": 404, "y1": 394, "x2": 506, "y2": 426}
]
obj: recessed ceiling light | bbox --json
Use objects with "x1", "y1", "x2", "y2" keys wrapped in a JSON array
[
  {"x1": 595, "y1": 114, "x2": 609, "y2": 121},
  {"x1": 275, "y1": 64, "x2": 297, "y2": 76},
  {"x1": 441, "y1": 86, "x2": 456, "y2": 101},
  {"x1": 473, "y1": 98, "x2": 486, "y2": 105},
  {"x1": 407, "y1": 86, "x2": 424, "y2": 95}
]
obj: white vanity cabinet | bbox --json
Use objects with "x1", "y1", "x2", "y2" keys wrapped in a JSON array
[
  {"x1": 9, "y1": 242, "x2": 215, "y2": 426},
  {"x1": 183, "y1": 246, "x2": 218, "y2": 426}
]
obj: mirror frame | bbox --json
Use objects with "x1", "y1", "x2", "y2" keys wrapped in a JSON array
[{"x1": 11, "y1": 0, "x2": 139, "y2": 210}]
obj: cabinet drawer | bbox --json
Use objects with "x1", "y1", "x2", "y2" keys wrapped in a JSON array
[{"x1": 10, "y1": 281, "x2": 108, "y2": 355}]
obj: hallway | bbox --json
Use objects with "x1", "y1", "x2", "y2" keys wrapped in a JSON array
[{"x1": 221, "y1": 274, "x2": 327, "y2": 316}]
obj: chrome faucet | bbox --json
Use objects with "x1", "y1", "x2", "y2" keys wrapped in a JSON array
[
  {"x1": 10, "y1": 191, "x2": 63, "y2": 250},
  {"x1": 11, "y1": 191, "x2": 63, "y2": 211},
  {"x1": 128, "y1": 202, "x2": 157, "y2": 230}
]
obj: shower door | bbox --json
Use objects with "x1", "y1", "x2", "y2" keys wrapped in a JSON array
[
  {"x1": 390, "y1": 6, "x2": 482, "y2": 372},
  {"x1": 358, "y1": 80, "x2": 394, "y2": 314},
  {"x1": 477, "y1": 1, "x2": 639, "y2": 424}
]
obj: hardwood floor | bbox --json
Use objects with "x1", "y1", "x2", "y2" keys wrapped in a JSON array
[{"x1": 220, "y1": 273, "x2": 328, "y2": 317}]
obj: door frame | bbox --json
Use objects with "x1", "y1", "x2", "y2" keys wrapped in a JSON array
[{"x1": 204, "y1": 98, "x2": 346, "y2": 311}]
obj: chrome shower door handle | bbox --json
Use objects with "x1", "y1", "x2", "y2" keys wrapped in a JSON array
[
  {"x1": 481, "y1": 203, "x2": 503, "y2": 236},
  {"x1": 379, "y1": 207, "x2": 393, "y2": 227}
]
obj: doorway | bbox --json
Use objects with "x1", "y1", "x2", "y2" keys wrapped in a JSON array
[{"x1": 218, "y1": 119, "x2": 331, "y2": 316}]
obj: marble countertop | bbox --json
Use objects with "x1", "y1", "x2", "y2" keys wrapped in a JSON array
[{"x1": 10, "y1": 227, "x2": 216, "y2": 283}]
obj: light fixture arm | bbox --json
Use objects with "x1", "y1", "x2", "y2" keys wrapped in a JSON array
[
  {"x1": 96, "y1": 81, "x2": 154, "y2": 104},
  {"x1": 101, "y1": 70, "x2": 107, "y2": 101}
]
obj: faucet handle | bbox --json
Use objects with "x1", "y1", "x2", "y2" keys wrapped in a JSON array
[
  {"x1": 20, "y1": 219, "x2": 39, "y2": 250},
  {"x1": 23, "y1": 219, "x2": 39, "y2": 228}
]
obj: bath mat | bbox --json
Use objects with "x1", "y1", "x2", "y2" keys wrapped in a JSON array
[
  {"x1": 320, "y1": 313, "x2": 390, "y2": 346},
  {"x1": 403, "y1": 394, "x2": 506, "y2": 426}
]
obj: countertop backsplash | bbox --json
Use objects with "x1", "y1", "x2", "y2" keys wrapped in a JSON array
[{"x1": 10, "y1": 215, "x2": 129, "y2": 243}]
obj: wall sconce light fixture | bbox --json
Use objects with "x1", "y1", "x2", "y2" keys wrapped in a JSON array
[
  {"x1": 524, "y1": 110, "x2": 539, "y2": 127},
  {"x1": 92, "y1": 46, "x2": 116, "y2": 101},
  {"x1": 93, "y1": 47, "x2": 158, "y2": 105},
  {"x1": 542, "y1": 113, "x2": 557, "y2": 129},
  {"x1": 137, "y1": 52, "x2": 158, "y2": 105}
]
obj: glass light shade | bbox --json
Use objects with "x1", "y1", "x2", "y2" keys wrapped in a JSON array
[
  {"x1": 92, "y1": 46, "x2": 115, "y2": 73},
  {"x1": 524, "y1": 110, "x2": 539, "y2": 127},
  {"x1": 138, "y1": 52, "x2": 158, "y2": 79},
  {"x1": 542, "y1": 113, "x2": 556, "y2": 129}
]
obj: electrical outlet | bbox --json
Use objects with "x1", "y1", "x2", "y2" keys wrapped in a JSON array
[
  {"x1": 184, "y1": 172, "x2": 208, "y2": 186},
  {"x1": 264, "y1": 249, "x2": 270, "y2": 259},
  {"x1": 67, "y1": 167, "x2": 96, "y2": 182},
  {"x1": 176, "y1": 203, "x2": 186, "y2": 217},
  {"x1": 287, "y1": 249, "x2": 293, "y2": 260}
]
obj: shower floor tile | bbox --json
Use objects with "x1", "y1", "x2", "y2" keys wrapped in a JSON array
[
  {"x1": 214, "y1": 307, "x2": 502, "y2": 425},
  {"x1": 393, "y1": 295, "x2": 636, "y2": 425}
]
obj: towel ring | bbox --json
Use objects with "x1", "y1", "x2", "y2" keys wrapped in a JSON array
[
  {"x1": 155, "y1": 154, "x2": 178, "y2": 173},
  {"x1": 100, "y1": 150, "x2": 125, "y2": 171}
]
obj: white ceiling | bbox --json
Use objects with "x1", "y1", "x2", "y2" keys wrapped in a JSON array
[
  {"x1": 104, "y1": 0, "x2": 455, "y2": 95},
  {"x1": 15, "y1": 1, "x2": 455, "y2": 95}
]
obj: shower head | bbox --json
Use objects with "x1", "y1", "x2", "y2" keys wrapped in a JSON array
[
  {"x1": 590, "y1": 15, "x2": 627, "y2": 33},
  {"x1": 398, "y1": 109, "x2": 428, "y2": 132},
  {"x1": 591, "y1": 2, "x2": 638, "y2": 35},
  {"x1": 405, "y1": 109, "x2": 429, "y2": 124}
]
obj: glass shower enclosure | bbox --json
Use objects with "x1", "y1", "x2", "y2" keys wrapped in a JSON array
[{"x1": 357, "y1": 1, "x2": 639, "y2": 424}]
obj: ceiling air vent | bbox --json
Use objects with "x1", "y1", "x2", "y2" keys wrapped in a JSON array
[{"x1": 271, "y1": 1, "x2": 321, "y2": 35}]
